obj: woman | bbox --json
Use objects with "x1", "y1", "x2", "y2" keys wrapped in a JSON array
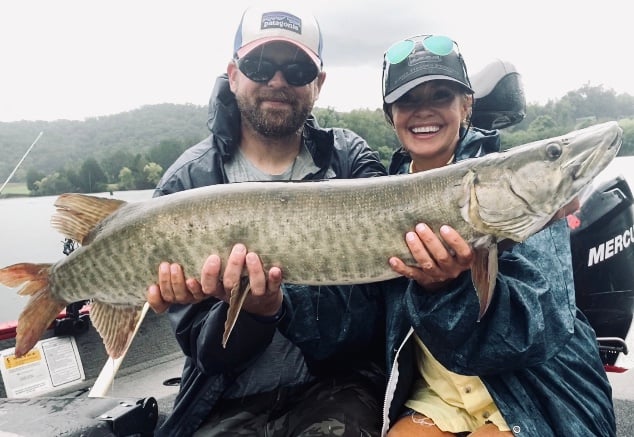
[{"x1": 380, "y1": 34, "x2": 616, "y2": 436}]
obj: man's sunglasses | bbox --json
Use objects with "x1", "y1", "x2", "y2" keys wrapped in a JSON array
[
  {"x1": 385, "y1": 34, "x2": 459, "y2": 64},
  {"x1": 236, "y1": 57, "x2": 319, "y2": 87}
]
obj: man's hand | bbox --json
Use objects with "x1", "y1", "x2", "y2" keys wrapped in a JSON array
[
  {"x1": 147, "y1": 244, "x2": 283, "y2": 316},
  {"x1": 147, "y1": 262, "x2": 209, "y2": 313},
  {"x1": 389, "y1": 223, "x2": 474, "y2": 291},
  {"x1": 205, "y1": 244, "x2": 283, "y2": 317}
]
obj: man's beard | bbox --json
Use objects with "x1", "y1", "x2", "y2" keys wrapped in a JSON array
[{"x1": 236, "y1": 91, "x2": 312, "y2": 137}]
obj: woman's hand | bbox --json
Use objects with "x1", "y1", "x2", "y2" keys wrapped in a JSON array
[{"x1": 389, "y1": 223, "x2": 474, "y2": 290}]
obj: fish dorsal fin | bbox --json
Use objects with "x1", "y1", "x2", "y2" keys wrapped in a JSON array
[
  {"x1": 89, "y1": 301, "x2": 142, "y2": 359},
  {"x1": 51, "y1": 194, "x2": 126, "y2": 245}
]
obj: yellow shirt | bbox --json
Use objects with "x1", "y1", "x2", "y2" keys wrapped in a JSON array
[{"x1": 405, "y1": 334, "x2": 510, "y2": 433}]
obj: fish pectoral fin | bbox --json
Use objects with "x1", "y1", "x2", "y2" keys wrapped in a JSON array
[
  {"x1": 90, "y1": 301, "x2": 142, "y2": 359},
  {"x1": 222, "y1": 276, "x2": 251, "y2": 349},
  {"x1": 471, "y1": 245, "x2": 498, "y2": 321},
  {"x1": 0, "y1": 263, "x2": 68, "y2": 357},
  {"x1": 51, "y1": 193, "x2": 127, "y2": 245}
]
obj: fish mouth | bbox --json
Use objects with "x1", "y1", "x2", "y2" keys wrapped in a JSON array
[{"x1": 566, "y1": 122, "x2": 622, "y2": 181}]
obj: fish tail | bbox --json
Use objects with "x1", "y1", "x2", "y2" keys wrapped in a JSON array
[{"x1": 0, "y1": 263, "x2": 67, "y2": 357}]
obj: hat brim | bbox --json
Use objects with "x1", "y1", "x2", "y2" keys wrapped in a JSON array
[
  {"x1": 384, "y1": 75, "x2": 474, "y2": 104},
  {"x1": 236, "y1": 37, "x2": 322, "y2": 68}
]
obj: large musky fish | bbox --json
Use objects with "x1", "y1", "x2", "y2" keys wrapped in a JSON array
[{"x1": 0, "y1": 121, "x2": 623, "y2": 359}]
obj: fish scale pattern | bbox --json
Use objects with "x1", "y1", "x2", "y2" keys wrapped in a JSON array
[{"x1": 42, "y1": 122, "x2": 621, "y2": 306}]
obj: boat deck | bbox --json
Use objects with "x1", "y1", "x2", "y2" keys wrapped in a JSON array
[
  {"x1": 96, "y1": 350, "x2": 184, "y2": 417},
  {"x1": 0, "y1": 310, "x2": 633, "y2": 435}
]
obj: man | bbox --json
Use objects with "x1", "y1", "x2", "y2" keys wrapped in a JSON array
[{"x1": 148, "y1": 3, "x2": 387, "y2": 436}]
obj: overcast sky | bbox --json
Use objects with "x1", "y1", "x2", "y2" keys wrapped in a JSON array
[{"x1": 1, "y1": 0, "x2": 631, "y2": 122}]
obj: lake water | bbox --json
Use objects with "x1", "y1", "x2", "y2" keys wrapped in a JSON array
[
  {"x1": 0, "y1": 157, "x2": 632, "y2": 323},
  {"x1": 0, "y1": 189, "x2": 153, "y2": 322}
]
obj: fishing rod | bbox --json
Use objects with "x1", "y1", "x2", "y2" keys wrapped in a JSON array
[{"x1": 0, "y1": 131, "x2": 44, "y2": 195}]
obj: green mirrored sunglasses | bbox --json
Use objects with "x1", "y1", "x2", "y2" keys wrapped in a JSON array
[{"x1": 385, "y1": 35, "x2": 457, "y2": 64}]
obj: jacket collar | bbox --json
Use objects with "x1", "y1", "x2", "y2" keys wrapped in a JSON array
[{"x1": 206, "y1": 74, "x2": 240, "y2": 158}]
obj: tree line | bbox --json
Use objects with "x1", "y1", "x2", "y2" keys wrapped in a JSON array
[{"x1": 1, "y1": 84, "x2": 632, "y2": 197}]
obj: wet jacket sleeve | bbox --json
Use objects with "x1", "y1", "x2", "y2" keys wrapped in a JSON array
[
  {"x1": 167, "y1": 299, "x2": 278, "y2": 375},
  {"x1": 405, "y1": 219, "x2": 577, "y2": 375},
  {"x1": 278, "y1": 284, "x2": 385, "y2": 362}
]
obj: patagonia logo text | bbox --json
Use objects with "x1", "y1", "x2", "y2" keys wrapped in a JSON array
[{"x1": 261, "y1": 11, "x2": 301, "y2": 35}]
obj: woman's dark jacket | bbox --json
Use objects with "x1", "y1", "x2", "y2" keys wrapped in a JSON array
[{"x1": 282, "y1": 127, "x2": 616, "y2": 437}]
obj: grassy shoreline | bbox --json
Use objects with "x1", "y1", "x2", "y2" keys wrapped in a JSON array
[{"x1": 0, "y1": 182, "x2": 29, "y2": 198}]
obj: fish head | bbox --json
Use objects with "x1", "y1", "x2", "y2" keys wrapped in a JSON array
[{"x1": 465, "y1": 121, "x2": 622, "y2": 242}]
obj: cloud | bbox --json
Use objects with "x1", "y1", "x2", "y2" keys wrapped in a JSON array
[
  {"x1": 1, "y1": 0, "x2": 632, "y2": 121},
  {"x1": 315, "y1": 1, "x2": 432, "y2": 67}
]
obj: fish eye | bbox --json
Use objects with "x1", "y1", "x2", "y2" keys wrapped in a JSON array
[{"x1": 545, "y1": 142, "x2": 562, "y2": 160}]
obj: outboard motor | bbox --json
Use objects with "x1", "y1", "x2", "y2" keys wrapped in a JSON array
[
  {"x1": 569, "y1": 176, "x2": 634, "y2": 367},
  {"x1": 469, "y1": 61, "x2": 632, "y2": 369}
]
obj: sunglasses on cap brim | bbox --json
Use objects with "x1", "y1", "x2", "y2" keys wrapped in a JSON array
[
  {"x1": 235, "y1": 57, "x2": 320, "y2": 87},
  {"x1": 385, "y1": 34, "x2": 460, "y2": 64}
]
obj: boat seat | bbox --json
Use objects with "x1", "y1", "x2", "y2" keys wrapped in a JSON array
[{"x1": 470, "y1": 59, "x2": 526, "y2": 130}]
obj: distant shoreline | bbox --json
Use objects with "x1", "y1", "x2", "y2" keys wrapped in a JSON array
[
  {"x1": 0, "y1": 182, "x2": 28, "y2": 198},
  {"x1": 0, "y1": 193, "x2": 30, "y2": 199}
]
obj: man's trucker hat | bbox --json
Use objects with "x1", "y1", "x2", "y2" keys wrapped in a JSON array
[{"x1": 233, "y1": 3, "x2": 323, "y2": 68}]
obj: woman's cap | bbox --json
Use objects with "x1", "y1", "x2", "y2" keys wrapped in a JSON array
[
  {"x1": 383, "y1": 35, "x2": 474, "y2": 104},
  {"x1": 233, "y1": 3, "x2": 323, "y2": 68}
]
